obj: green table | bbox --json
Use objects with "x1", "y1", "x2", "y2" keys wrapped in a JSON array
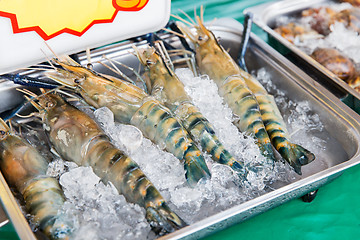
[{"x1": 1, "y1": 0, "x2": 360, "y2": 239}]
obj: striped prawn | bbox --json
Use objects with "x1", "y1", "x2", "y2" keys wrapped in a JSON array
[
  {"x1": 25, "y1": 91, "x2": 187, "y2": 234},
  {"x1": 0, "y1": 118, "x2": 71, "y2": 239},
  {"x1": 44, "y1": 56, "x2": 211, "y2": 186},
  {"x1": 174, "y1": 11, "x2": 276, "y2": 165},
  {"x1": 134, "y1": 45, "x2": 246, "y2": 177},
  {"x1": 175, "y1": 8, "x2": 315, "y2": 174}
]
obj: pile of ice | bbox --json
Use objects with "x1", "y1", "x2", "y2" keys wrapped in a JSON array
[
  {"x1": 44, "y1": 68, "x2": 325, "y2": 239},
  {"x1": 47, "y1": 161, "x2": 152, "y2": 240}
]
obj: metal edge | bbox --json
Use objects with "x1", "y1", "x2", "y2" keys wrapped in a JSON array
[
  {"x1": 160, "y1": 159, "x2": 360, "y2": 240},
  {"x1": 244, "y1": 0, "x2": 360, "y2": 103},
  {"x1": 0, "y1": 172, "x2": 36, "y2": 240}
]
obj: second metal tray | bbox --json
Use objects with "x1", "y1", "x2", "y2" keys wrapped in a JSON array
[{"x1": 245, "y1": 0, "x2": 360, "y2": 111}]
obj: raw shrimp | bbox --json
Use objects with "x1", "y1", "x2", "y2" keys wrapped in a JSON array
[
  {"x1": 28, "y1": 92, "x2": 186, "y2": 234},
  {"x1": 45, "y1": 56, "x2": 211, "y2": 186},
  {"x1": 134, "y1": 45, "x2": 246, "y2": 177},
  {"x1": 0, "y1": 118, "x2": 71, "y2": 239},
  {"x1": 175, "y1": 12, "x2": 277, "y2": 165},
  {"x1": 175, "y1": 9, "x2": 315, "y2": 174}
]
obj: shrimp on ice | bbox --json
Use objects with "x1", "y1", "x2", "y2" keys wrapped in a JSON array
[
  {"x1": 45, "y1": 56, "x2": 211, "y2": 186},
  {"x1": 0, "y1": 118, "x2": 72, "y2": 239},
  {"x1": 175, "y1": 10, "x2": 277, "y2": 165},
  {"x1": 175, "y1": 8, "x2": 315, "y2": 174},
  {"x1": 134, "y1": 45, "x2": 246, "y2": 177},
  {"x1": 26, "y1": 92, "x2": 186, "y2": 234}
]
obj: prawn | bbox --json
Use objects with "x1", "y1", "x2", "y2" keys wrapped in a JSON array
[
  {"x1": 0, "y1": 118, "x2": 71, "y2": 239},
  {"x1": 44, "y1": 56, "x2": 211, "y2": 186},
  {"x1": 134, "y1": 45, "x2": 246, "y2": 177},
  {"x1": 175, "y1": 11, "x2": 277, "y2": 165},
  {"x1": 175, "y1": 9, "x2": 315, "y2": 174},
  {"x1": 27, "y1": 92, "x2": 186, "y2": 234}
]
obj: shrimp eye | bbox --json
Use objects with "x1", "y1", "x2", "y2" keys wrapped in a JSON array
[
  {"x1": 86, "y1": 63, "x2": 93, "y2": 70},
  {"x1": 0, "y1": 130, "x2": 6, "y2": 135},
  {"x1": 46, "y1": 101, "x2": 54, "y2": 108},
  {"x1": 198, "y1": 36, "x2": 203, "y2": 41},
  {"x1": 74, "y1": 79, "x2": 80, "y2": 84},
  {"x1": 146, "y1": 60, "x2": 153, "y2": 66}
]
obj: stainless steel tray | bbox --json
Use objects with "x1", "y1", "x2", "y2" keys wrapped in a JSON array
[
  {"x1": 1, "y1": 18, "x2": 360, "y2": 239},
  {"x1": 244, "y1": 0, "x2": 360, "y2": 104}
]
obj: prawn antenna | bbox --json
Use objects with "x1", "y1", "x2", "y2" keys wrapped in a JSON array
[
  {"x1": 161, "y1": 28, "x2": 186, "y2": 39},
  {"x1": 43, "y1": 41, "x2": 60, "y2": 60},
  {"x1": 21, "y1": 96, "x2": 41, "y2": 113},
  {"x1": 200, "y1": 5, "x2": 205, "y2": 23},
  {"x1": 170, "y1": 14, "x2": 195, "y2": 27},
  {"x1": 16, "y1": 88, "x2": 37, "y2": 98},
  {"x1": 100, "y1": 55, "x2": 135, "y2": 85},
  {"x1": 40, "y1": 48, "x2": 56, "y2": 70},
  {"x1": 178, "y1": 9, "x2": 196, "y2": 25},
  {"x1": 102, "y1": 54, "x2": 148, "y2": 93},
  {"x1": 86, "y1": 47, "x2": 93, "y2": 69}
]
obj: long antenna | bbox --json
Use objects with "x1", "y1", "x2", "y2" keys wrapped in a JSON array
[
  {"x1": 170, "y1": 14, "x2": 195, "y2": 27},
  {"x1": 161, "y1": 28, "x2": 186, "y2": 39},
  {"x1": 200, "y1": 5, "x2": 205, "y2": 23},
  {"x1": 178, "y1": 9, "x2": 196, "y2": 25}
]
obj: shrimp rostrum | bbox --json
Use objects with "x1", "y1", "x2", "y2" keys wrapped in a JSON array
[
  {"x1": 0, "y1": 118, "x2": 71, "y2": 239},
  {"x1": 134, "y1": 45, "x2": 246, "y2": 178},
  {"x1": 175, "y1": 9, "x2": 315, "y2": 174},
  {"x1": 45, "y1": 56, "x2": 211, "y2": 186},
  {"x1": 27, "y1": 92, "x2": 186, "y2": 234}
]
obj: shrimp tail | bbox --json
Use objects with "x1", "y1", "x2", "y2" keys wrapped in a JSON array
[
  {"x1": 280, "y1": 144, "x2": 315, "y2": 175},
  {"x1": 23, "y1": 177, "x2": 72, "y2": 240},
  {"x1": 146, "y1": 203, "x2": 187, "y2": 235},
  {"x1": 200, "y1": 130, "x2": 246, "y2": 176},
  {"x1": 183, "y1": 144, "x2": 211, "y2": 186}
]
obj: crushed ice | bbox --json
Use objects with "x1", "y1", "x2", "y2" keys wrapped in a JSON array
[
  {"x1": 45, "y1": 68, "x2": 325, "y2": 238},
  {"x1": 47, "y1": 163, "x2": 151, "y2": 240}
]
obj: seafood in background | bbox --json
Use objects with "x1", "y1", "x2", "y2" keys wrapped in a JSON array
[
  {"x1": 0, "y1": 118, "x2": 71, "y2": 239},
  {"x1": 134, "y1": 45, "x2": 246, "y2": 177},
  {"x1": 301, "y1": 6, "x2": 337, "y2": 35},
  {"x1": 301, "y1": 7, "x2": 360, "y2": 35},
  {"x1": 311, "y1": 47, "x2": 358, "y2": 83},
  {"x1": 274, "y1": 5, "x2": 360, "y2": 94},
  {"x1": 274, "y1": 22, "x2": 322, "y2": 43},
  {"x1": 45, "y1": 56, "x2": 211, "y2": 186},
  {"x1": 28, "y1": 92, "x2": 187, "y2": 235},
  {"x1": 176, "y1": 11, "x2": 315, "y2": 174},
  {"x1": 341, "y1": 0, "x2": 360, "y2": 7}
]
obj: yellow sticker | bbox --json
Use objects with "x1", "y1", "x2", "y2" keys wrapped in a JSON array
[{"x1": 0, "y1": 0, "x2": 149, "y2": 40}]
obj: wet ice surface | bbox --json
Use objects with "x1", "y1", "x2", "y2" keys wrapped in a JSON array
[
  {"x1": 47, "y1": 161, "x2": 152, "y2": 240},
  {"x1": 275, "y1": 3, "x2": 360, "y2": 66},
  {"x1": 45, "y1": 68, "x2": 326, "y2": 238}
]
